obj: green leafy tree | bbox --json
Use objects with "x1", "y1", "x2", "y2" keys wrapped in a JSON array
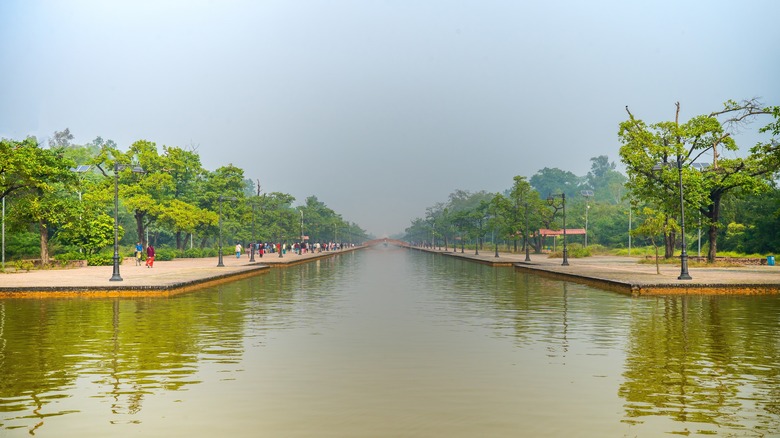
[
  {"x1": 258, "y1": 192, "x2": 296, "y2": 243},
  {"x1": 57, "y1": 211, "x2": 115, "y2": 256},
  {"x1": 586, "y1": 155, "x2": 627, "y2": 204},
  {"x1": 632, "y1": 208, "x2": 678, "y2": 274},
  {"x1": 197, "y1": 164, "x2": 247, "y2": 247},
  {"x1": 160, "y1": 145, "x2": 208, "y2": 249},
  {"x1": 504, "y1": 176, "x2": 545, "y2": 252},
  {"x1": 0, "y1": 137, "x2": 78, "y2": 263},
  {"x1": 530, "y1": 167, "x2": 583, "y2": 199},
  {"x1": 619, "y1": 99, "x2": 780, "y2": 262},
  {"x1": 488, "y1": 193, "x2": 511, "y2": 251}
]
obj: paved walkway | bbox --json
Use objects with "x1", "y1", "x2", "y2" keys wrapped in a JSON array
[
  {"x1": 413, "y1": 246, "x2": 780, "y2": 295},
  {"x1": 2, "y1": 245, "x2": 778, "y2": 297},
  {"x1": 0, "y1": 248, "x2": 359, "y2": 297}
]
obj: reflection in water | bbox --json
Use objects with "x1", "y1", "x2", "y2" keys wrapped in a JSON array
[
  {"x1": 620, "y1": 295, "x2": 780, "y2": 435},
  {"x1": 0, "y1": 248, "x2": 778, "y2": 436}
]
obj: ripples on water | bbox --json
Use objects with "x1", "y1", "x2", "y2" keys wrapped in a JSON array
[{"x1": 1, "y1": 247, "x2": 779, "y2": 437}]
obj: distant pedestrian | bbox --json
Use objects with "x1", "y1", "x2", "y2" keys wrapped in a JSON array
[
  {"x1": 145, "y1": 244, "x2": 155, "y2": 268},
  {"x1": 235, "y1": 243, "x2": 242, "y2": 258},
  {"x1": 135, "y1": 242, "x2": 143, "y2": 266}
]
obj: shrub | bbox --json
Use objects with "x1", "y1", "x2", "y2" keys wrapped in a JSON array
[
  {"x1": 182, "y1": 248, "x2": 203, "y2": 258},
  {"x1": 87, "y1": 253, "x2": 115, "y2": 266},
  {"x1": 547, "y1": 243, "x2": 592, "y2": 259},
  {"x1": 584, "y1": 244, "x2": 610, "y2": 255},
  {"x1": 155, "y1": 248, "x2": 177, "y2": 261},
  {"x1": 613, "y1": 246, "x2": 656, "y2": 257},
  {"x1": 56, "y1": 252, "x2": 86, "y2": 262},
  {"x1": 13, "y1": 260, "x2": 35, "y2": 272}
]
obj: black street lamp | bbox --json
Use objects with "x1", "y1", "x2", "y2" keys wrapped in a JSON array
[
  {"x1": 249, "y1": 198, "x2": 256, "y2": 262},
  {"x1": 474, "y1": 218, "x2": 481, "y2": 256},
  {"x1": 299, "y1": 208, "x2": 304, "y2": 248},
  {"x1": 110, "y1": 163, "x2": 145, "y2": 281},
  {"x1": 653, "y1": 157, "x2": 692, "y2": 280},
  {"x1": 493, "y1": 214, "x2": 499, "y2": 258},
  {"x1": 524, "y1": 202, "x2": 531, "y2": 262},
  {"x1": 217, "y1": 195, "x2": 237, "y2": 267},
  {"x1": 547, "y1": 193, "x2": 569, "y2": 266}
]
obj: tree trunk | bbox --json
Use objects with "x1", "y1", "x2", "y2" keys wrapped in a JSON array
[
  {"x1": 664, "y1": 231, "x2": 675, "y2": 259},
  {"x1": 654, "y1": 243, "x2": 660, "y2": 274},
  {"x1": 176, "y1": 231, "x2": 182, "y2": 250},
  {"x1": 533, "y1": 233, "x2": 543, "y2": 253},
  {"x1": 706, "y1": 191, "x2": 723, "y2": 263},
  {"x1": 135, "y1": 210, "x2": 146, "y2": 247},
  {"x1": 39, "y1": 220, "x2": 50, "y2": 265}
]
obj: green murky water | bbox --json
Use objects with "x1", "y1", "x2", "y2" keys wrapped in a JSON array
[{"x1": 1, "y1": 246, "x2": 778, "y2": 437}]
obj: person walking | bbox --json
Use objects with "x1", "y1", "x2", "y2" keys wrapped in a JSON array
[
  {"x1": 135, "y1": 242, "x2": 143, "y2": 266},
  {"x1": 145, "y1": 244, "x2": 155, "y2": 268},
  {"x1": 235, "y1": 242, "x2": 242, "y2": 258}
]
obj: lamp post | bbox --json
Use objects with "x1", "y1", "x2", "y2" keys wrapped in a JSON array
[
  {"x1": 217, "y1": 195, "x2": 237, "y2": 267},
  {"x1": 110, "y1": 163, "x2": 145, "y2": 281},
  {"x1": 249, "y1": 199, "x2": 256, "y2": 262},
  {"x1": 493, "y1": 213, "x2": 499, "y2": 258},
  {"x1": 474, "y1": 217, "x2": 481, "y2": 256},
  {"x1": 653, "y1": 157, "x2": 692, "y2": 280},
  {"x1": 1, "y1": 171, "x2": 4, "y2": 270},
  {"x1": 524, "y1": 202, "x2": 531, "y2": 262},
  {"x1": 580, "y1": 190, "x2": 594, "y2": 247},
  {"x1": 547, "y1": 193, "x2": 568, "y2": 266},
  {"x1": 628, "y1": 201, "x2": 632, "y2": 256}
]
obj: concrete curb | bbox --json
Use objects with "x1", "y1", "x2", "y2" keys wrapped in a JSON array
[{"x1": 408, "y1": 246, "x2": 780, "y2": 296}]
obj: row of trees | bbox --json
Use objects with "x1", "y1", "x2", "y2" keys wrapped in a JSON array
[
  {"x1": 401, "y1": 157, "x2": 631, "y2": 254},
  {"x1": 0, "y1": 131, "x2": 370, "y2": 264},
  {"x1": 402, "y1": 98, "x2": 780, "y2": 261}
]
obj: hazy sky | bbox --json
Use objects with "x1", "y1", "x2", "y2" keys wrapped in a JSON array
[{"x1": 2, "y1": 1, "x2": 778, "y2": 236}]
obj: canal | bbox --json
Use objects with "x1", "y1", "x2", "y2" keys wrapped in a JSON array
[{"x1": 1, "y1": 246, "x2": 779, "y2": 437}]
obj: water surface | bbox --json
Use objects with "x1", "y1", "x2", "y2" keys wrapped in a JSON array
[{"x1": 1, "y1": 246, "x2": 778, "y2": 437}]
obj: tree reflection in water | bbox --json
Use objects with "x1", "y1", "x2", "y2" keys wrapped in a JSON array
[
  {"x1": 1, "y1": 251, "x2": 779, "y2": 437},
  {"x1": 619, "y1": 295, "x2": 780, "y2": 435}
]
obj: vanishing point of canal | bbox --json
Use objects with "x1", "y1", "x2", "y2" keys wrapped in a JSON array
[{"x1": 1, "y1": 246, "x2": 779, "y2": 437}]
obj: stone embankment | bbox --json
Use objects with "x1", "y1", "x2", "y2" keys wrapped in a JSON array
[
  {"x1": 0, "y1": 247, "x2": 361, "y2": 298},
  {"x1": 411, "y1": 246, "x2": 780, "y2": 296}
]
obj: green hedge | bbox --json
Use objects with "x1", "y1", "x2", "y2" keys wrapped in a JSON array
[
  {"x1": 548, "y1": 243, "x2": 592, "y2": 259},
  {"x1": 154, "y1": 248, "x2": 177, "y2": 261},
  {"x1": 87, "y1": 253, "x2": 116, "y2": 266}
]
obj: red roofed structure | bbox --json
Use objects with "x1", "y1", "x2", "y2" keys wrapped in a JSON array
[{"x1": 538, "y1": 228, "x2": 586, "y2": 236}]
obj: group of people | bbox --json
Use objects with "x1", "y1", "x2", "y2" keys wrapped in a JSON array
[
  {"x1": 135, "y1": 242, "x2": 155, "y2": 267},
  {"x1": 133, "y1": 240, "x2": 355, "y2": 267},
  {"x1": 233, "y1": 241, "x2": 352, "y2": 258}
]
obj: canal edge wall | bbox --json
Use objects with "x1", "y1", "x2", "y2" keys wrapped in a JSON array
[
  {"x1": 0, "y1": 265, "x2": 272, "y2": 298},
  {"x1": 0, "y1": 247, "x2": 366, "y2": 298},
  {"x1": 408, "y1": 246, "x2": 780, "y2": 296}
]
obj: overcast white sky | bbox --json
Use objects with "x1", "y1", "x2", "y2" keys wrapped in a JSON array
[{"x1": 2, "y1": 0, "x2": 778, "y2": 236}]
